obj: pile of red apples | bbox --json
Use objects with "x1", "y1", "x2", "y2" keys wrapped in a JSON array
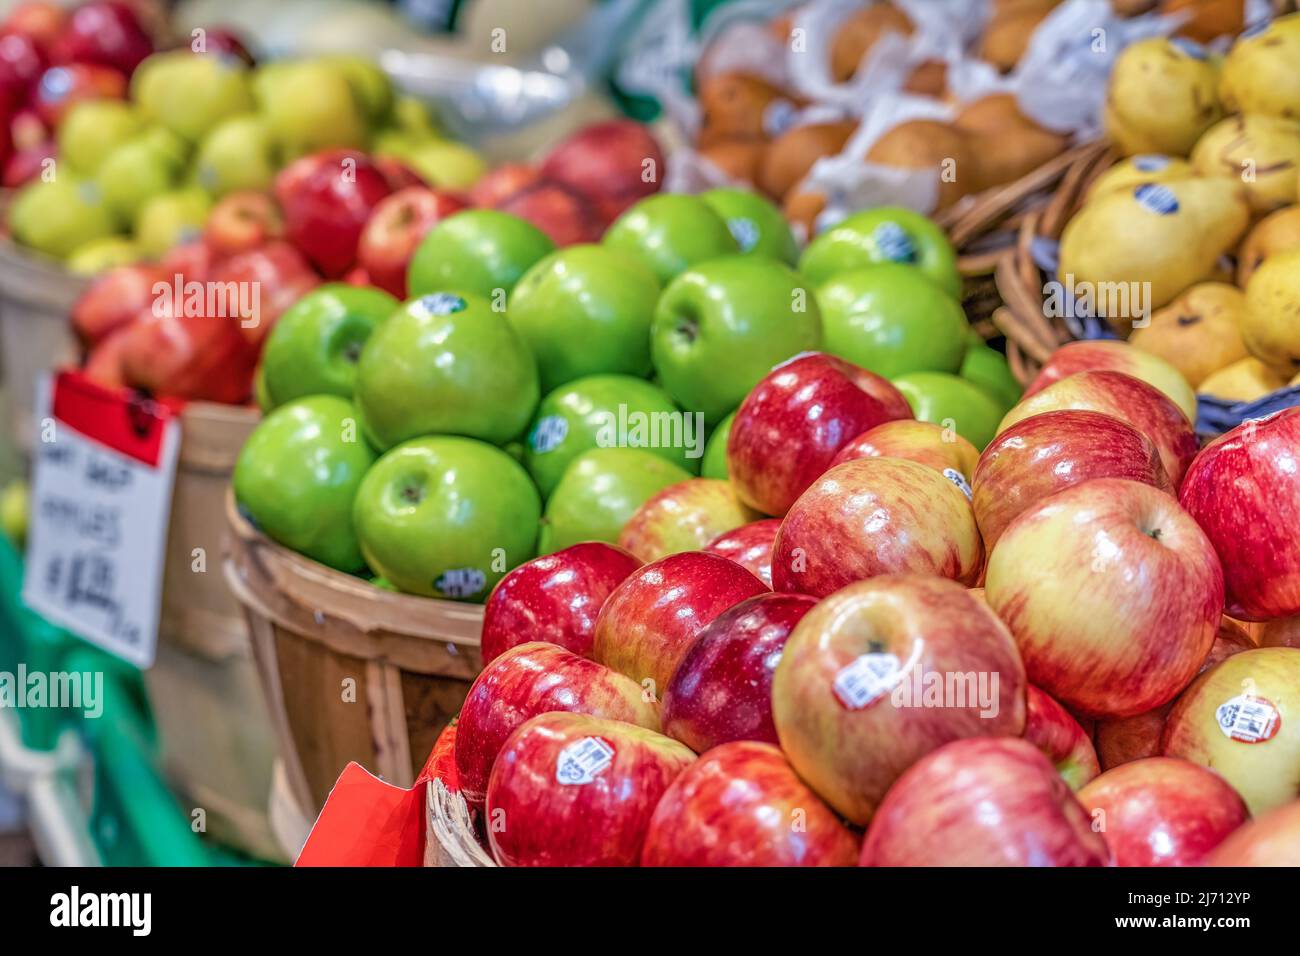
[{"x1": 452, "y1": 340, "x2": 1300, "y2": 867}]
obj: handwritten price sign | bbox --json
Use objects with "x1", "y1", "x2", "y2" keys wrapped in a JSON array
[{"x1": 22, "y1": 372, "x2": 180, "y2": 668}]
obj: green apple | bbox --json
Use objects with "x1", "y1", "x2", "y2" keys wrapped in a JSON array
[
  {"x1": 1, "y1": 479, "x2": 28, "y2": 548},
  {"x1": 194, "y1": 115, "x2": 276, "y2": 197},
  {"x1": 701, "y1": 411, "x2": 734, "y2": 480},
  {"x1": 66, "y1": 236, "x2": 141, "y2": 275},
  {"x1": 355, "y1": 290, "x2": 539, "y2": 450},
  {"x1": 254, "y1": 60, "x2": 368, "y2": 161},
  {"x1": 816, "y1": 264, "x2": 969, "y2": 378},
  {"x1": 799, "y1": 206, "x2": 962, "y2": 298},
  {"x1": 133, "y1": 187, "x2": 212, "y2": 259},
  {"x1": 404, "y1": 140, "x2": 487, "y2": 190},
  {"x1": 891, "y1": 371, "x2": 1005, "y2": 451},
  {"x1": 95, "y1": 129, "x2": 187, "y2": 227},
  {"x1": 57, "y1": 100, "x2": 143, "y2": 175},
  {"x1": 508, "y1": 245, "x2": 660, "y2": 392},
  {"x1": 651, "y1": 255, "x2": 822, "y2": 423},
  {"x1": 392, "y1": 96, "x2": 442, "y2": 139},
  {"x1": 524, "y1": 374, "x2": 698, "y2": 497},
  {"x1": 539, "y1": 447, "x2": 691, "y2": 553},
  {"x1": 254, "y1": 365, "x2": 273, "y2": 414},
  {"x1": 132, "y1": 51, "x2": 255, "y2": 144},
  {"x1": 701, "y1": 188, "x2": 798, "y2": 265},
  {"x1": 603, "y1": 193, "x2": 740, "y2": 284},
  {"x1": 233, "y1": 395, "x2": 377, "y2": 571},
  {"x1": 320, "y1": 54, "x2": 394, "y2": 125},
  {"x1": 960, "y1": 337, "x2": 1022, "y2": 410},
  {"x1": 407, "y1": 210, "x2": 554, "y2": 300},
  {"x1": 261, "y1": 284, "x2": 399, "y2": 407},
  {"x1": 9, "y1": 178, "x2": 118, "y2": 259},
  {"x1": 352, "y1": 436, "x2": 541, "y2": 600}
]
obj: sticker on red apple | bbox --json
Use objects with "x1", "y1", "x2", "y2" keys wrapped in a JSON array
[
  {"x1": 415, "y1": 292, "x2": 468, "y2": 317},
  {"x1": 942, "y1": 467, "x2": 973, "y2": 501},
  {"x1": 434, "y1": 567, "x2": 486, "y2": 599},
  {"x1": 555, "y1": 736, "x2": 615, "y2": 785},
  {"x1": 1215, "y1": 694, "x2": 1281, "y2": 744},
  {"x1": 833, "y1": 652, "x2": 902, "y2": 710}
]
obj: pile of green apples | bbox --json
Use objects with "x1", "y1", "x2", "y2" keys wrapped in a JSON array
[
  {"x1": 234, "y1": 190, "x2": 1020, "y2": 602},
  {"x1": 6, "y1": 47, "x2": 482, "y2": 273}
]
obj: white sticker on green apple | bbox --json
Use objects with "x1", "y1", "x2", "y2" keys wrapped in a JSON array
[
  {"x1": 942, "y1": 467, "x2": 973, "y2": 501},
  {"x1": 529, "y1": 415, "x2": 568, "y2": 453},
  {"x1": 415, "y1": 293, "x2": 468, "y2": 317},
  {"x1": 1215, "y1": 694, "x2": 1280, "y2": 744},
  {"x1": 833, "y1": 653, "x2": 902, "y2": 710},
  {"x1": 434, "y1": 567, "x2": 486, "y2": 599},
  {"x1": 726, "y1": 217, "x2": 760, "y2": 253},
  {"x1": 872, "y1": 222, "x2": 917, "y2": 264},
  {"x1": 555, "y1": 736, "x2": 614, "y2": 785}
]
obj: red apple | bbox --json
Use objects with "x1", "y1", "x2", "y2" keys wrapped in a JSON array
[
  {"x1": 1076, "y1": 757, "x2": 1248, "y2": 866},
  {"x1": 1162, "y1": 647, "x2": 1300, "y2": 816},
  {"x1": 703, "y1": 518, "x2": 780, "y2": 586},
  {"x1": 159, "y1": 240, "x2": 216, "y2": 285},
  {"x1": 1208, "y1": 800, "x2": 1300, "y2": 866},
  {"x1": 469, "y1": 162, "x2": 542, "y2": 208},
  {"x1": 71, "y1": 262, "x2": 164, "y2": 347},
  {"x1": 727, "y1": 352, "x2": 913, "y2": 516},
  {"x1": 996, "y1": 370, "x2": 1199, "y2": 486},
  {"x1": 772, "y1": 574, "x2": 1026, "y2": 826},
  {"x1": 453, "y1": 641, "x2": 660, "y2": 807},
  {"x1": 118, "y1": 302, "x2": 255, "y2": 404},
  {"x1": 210, "y1": 240, "x2": 320, "y2": 348},
  {"x1": 49, "y1": 2, "x2": 152, "y2": 75},
  {"x1": 641, "y1": 741, "x2": 858, "y2": 866},
  {"x1": 497, "y1": 180, "x2": 603, "y2": 247},
  {"x1": 1023, "y1": 340, "x2": 1198, "y2": 424},
  {"x1": 830, "y1": 418, "x2": 980, "y2": 486},
  {"x1": 203, "y1": 191, "x2": 284, "y2": 258},
  {"x1": 274, "y1": 149, "x2": 393, "y2": 278},
  {"x1": 485, "y1": 712, "x2": 694, "y2": 866},
  {"x1": 357, "y1": 185, "x2": 470, "y2": 298},
  {"x1": 373, "y1": 156, "x2": 426, "y2": 191},
  {"x1": 986, "y1": 478, "x2": 1223, "y2": 718},
  {"x1": 540, "y1": 120, "x2": 665, "y2": 225},
  {"x1": 1179, "y1": 408, "x2": 1300, "y2": 621},
  {"x1": 592, "y1": 550, "x2": 767, "y2": 696},
  {"x1": 661, "y1": 591, "x2": 815, "y2": 753},
  {"x1": 3, "y1": 3, "x2": 67, "y2": 56},
  {"x1": 421, "y1": 719, "x2": 458, "y2": 791},
  {"x1": 31, "y1": 62, "x2": 126, "y2": 126},
  {"x1": 0, "y1": 30, "x2": 46, "y2": 105},
  {"x1": 1024, "y1": 685, "x2": 1100, "y2": 789},
  {"x1": 859, "y1": 737, "x2": 1110, "y2": 866},
  {"x1": 973, "y1": 410, "x2": 1173, "y2": 552},
  {"x1": 2, "y1": 137, "x2": 51, "y2": 187},
  {"x1": 82, "y1": 325, "x2": 129, "y2": 389},
  {"x1": 772, "y1": 457, "x2": 982, "y2": 598},
  {"x1": 479, "y1": 542, "x2": 642, "y2": 664},
  {"x1": 617, "y1": 478, "x2": 760, "y2": 564},
  {"x1": 187, "y1": 27, "x2": 255, "y2": 67}
]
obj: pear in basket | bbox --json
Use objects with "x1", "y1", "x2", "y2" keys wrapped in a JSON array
[
  {"x1": 1241, "y1": 247, "x2": 1300, "y2": 378},
  {"x1": 1219, "y1": 12, "x2": 1300, "y2": 119},
  {"x1": 1191, "y1": 114, "x2": 1300, "y2": 214},
  {"x1": 1198, "y1": 357, "x2": 1289, "y2": 402},
  {"x1": 866, "y1": 120, "x2": 976, "y2": 212},
  {"x1": 954, "y1": 93, "x2": 1069, "y2": 190},
  {"x1": 1104, "y1": 37, "x2": 1222, "y2": 157},
  {"x1": 1129, "y1": 282, "x2": 1248, "y2": 387},
  {"x1": 1237, "y1": 206, "x2": 1300, "y2": 286},
  {"x1": 1057, "y1": 176, "x2": 1250, "y2": 313},
  {"x1": 1085, "y1": 155, "x2": 1196, "y2": 201}
]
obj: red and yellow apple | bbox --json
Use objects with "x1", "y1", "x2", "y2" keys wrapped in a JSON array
[
  {"x1": 1208, "y1": 800, "x2": 1300, "y2": 866},
  {"x1": 617, "y1": 478, "x2": 760, "y2": 563},
  {"x1": 829, "y1": 418, "x2": 979, "y2": 487},
  {"x1": 703, "y1": 518, "x2": 780, "y2": 586},
  {"x1": 1023, "y1": 340, "x2": 1198, "y2": 424},
  {"x1": 1024, "y1": 685, "x2": 1100, "y2": 790}
]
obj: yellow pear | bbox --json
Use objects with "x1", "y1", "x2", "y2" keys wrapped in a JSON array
[
  {"x1": 1198, "y1": 357, "x2": 1289, "y2": 401},
  {"x1": 1130, "y1": 282, "x2": 1249, "y2": 386},
  {"x1": 1104, "y1": 38, "x2": 1222, "y2": 156},
  {"x1": 1057, "y1": 176, "x2": 1251, "y2": 314},
  {"x1": 1242, "y1": 247, "x2": 1300, "y2": 376},
  {"x1": 1191, "y1": 114, "x2": 1300, "y2": 214},
  {"x1": 1086, "y1": 154, "x2": 1195, "y2": 200},
  {"x1": 1237, "y1": 206, "x2": 1300, "y2": 286},
  {"x1": 1220, "y1": 13, "x2": 1300, "y2": 119}
]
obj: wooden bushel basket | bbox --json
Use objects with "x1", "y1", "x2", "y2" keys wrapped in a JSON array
[
  {"x1": 223, "y1": 491, "x2": 486, "y2": 816},
  {"x1": 424, "y1": 780, "x2": 494, "y2": 867}
]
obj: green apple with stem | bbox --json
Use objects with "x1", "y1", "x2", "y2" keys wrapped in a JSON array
[
  {"x1": 524, "y1": 373, "x2": 699, "y2": 497},
  {"x1": 194, "y1": 115, "x2": 277, "y2": 197},
  {"x1": 95, "y1": 128, "x2": 187, "y2": 227},
  {"x1": 132, "y1": 51, "x2": 255, "y2": 144},
  {"x1": 233, "y1": 395, "x2": 377, "y2": 572},
  {"x1": 539, "y1": 447, "x2": 692, "y2": 553},
  {"x1": 603, "y1": 193, "x2": 739, "y2": 284},
  {"x1": 508, "y1": 245, "x2": 660, "y2": 392},
  {"x1": 799, "y1": 206, "x2": 962, "y2": 298},
  {"x1": 701, "y1": 188, "x2": 798, "y2": 264},
  {"x1": 353, "y1": 435, "x2": 541, "y2": 600},
  {"x1": 816, "y1": 264, "x2": 969, "y2": 378},
  {"x1": 355, "y1": 290, "x2": 539, "y2": 450},
  {"x1": 652, "y1": 255, "x2": 822, "y2": 423},
  {"x1": 133, "y1": 187, "x2": 212, "y2": 259},
  {"x1": 701, "y1": 411, "x2": 734, "y2": 480},
  {"x1": 407, "y1": 210, "x2": 554, "y2": 300},
  {"x1": 261, "y1": 284, "x2": 399, "y2": 408},
  {"x1": 891, "y1": 371, "x2": 1006, "y2": 450},
  {"x1": 57, "y1": 100, "x2": 143, "y2": 175},
  {"x1": 9, "y1": 178, "x2": 118, "y2": 259}
]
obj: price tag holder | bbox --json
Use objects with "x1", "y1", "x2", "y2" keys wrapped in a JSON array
[{"x1": 22, "y1": 371, "x2": 181, "y2": 668}]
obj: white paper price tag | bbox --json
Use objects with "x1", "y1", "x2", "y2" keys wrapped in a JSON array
[{"x1": 22, "y1": 372, "x2": 181, "y2": 668}]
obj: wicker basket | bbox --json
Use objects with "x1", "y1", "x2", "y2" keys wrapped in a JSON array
[
  {"x1": 424, "y1": 780, "x2": 495, "y2": 867},
  {"x1": 223, "y1": 491, "x2": 487, "y2": 816}
]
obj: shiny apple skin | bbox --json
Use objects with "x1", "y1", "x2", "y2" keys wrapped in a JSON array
[
  {"x1": 480, "y1": 542, "x2": 643, "y2": 664},
  {"x1": 641, "y1": 741, "x2": 859, "y2": 866},
  {"x1": 772, "y1": 574, "x2": 1026, "y2": 826},
  {"x1": 772, "y1": 457, "x2": 982, "y2": 598},
  {"x1": 1077, "y1": 757, "x2": 1248, "y2": 867},
  {"x1": 973, "y1": 410, "x2": 1173, "y2": 552},
  {"x1": 1179, "y1": 408, "x2": 1300, "y2": 621},
  {"x1": 661, "y1": 592, "x2": 816, "y2": 753},
  {"x1": 486, "y1": 712, "x2": 694, "y2": 867},
  {"x1": 1022, "y1": 339, "x2": 1198, "y2": 424},
  {"x1": 986, "y1": 478, "x2": 1223, "y2": 719},
  {"x1": 1024, "y1": 685, "x2": 1100, "y2": 789},
  {"x1": 829, "y1": 418, "x2": 979, "y2": 483},
  {"x1": 1162, "y1": 647, "x2": 1300, "y2": 816},
  {"x1": 1094, "y1": 618, "x2": 1255, "y2": 770},
  {"x1": 274, "y1": 149, "x2": 393, "y2": 278},
  {"x1": 539, "y1": 119, "x2": 664, "y2": 225},
  {"x1": 860, "y1": 737, "x2": 1110, "y2": 866},
  {"x1": 727, "y1": 352, "x2": 912, "y2": 517},
  {"x1": 593, "y1": 550, "x2": 767, "y2": 697},
  {"x1": 704, "y1": 518, "x2": 780, "y2": 586},
  {"x1": 1208, "y1": 800, "x2": 1300, "y2": 866},
  {"x1": 453, "y1": 642, "x2": 660, "y2": 806},
  {"x1": 996, "y1": 370, "x2": 1199, "y2": 486},
  {"x1": 617, "y1": 478, "x2": 761, "y2": 563},
  {"x1": 357, "y1": 186, "x2": 469, "y2": 298}
]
